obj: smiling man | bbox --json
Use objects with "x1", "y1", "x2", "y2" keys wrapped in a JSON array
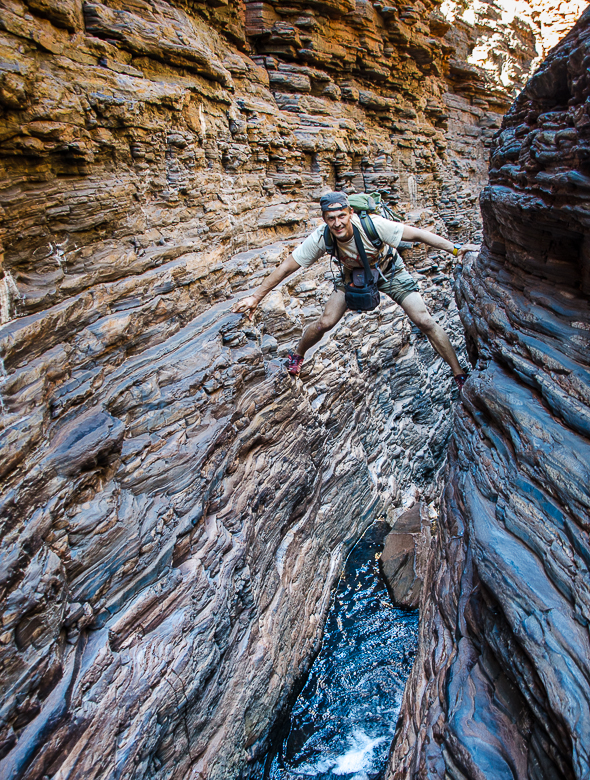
[{"x1": 232, "y1": 192, "x2": 478, "y2": 390}]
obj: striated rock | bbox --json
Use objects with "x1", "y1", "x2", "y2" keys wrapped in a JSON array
[
  {"x1": 83, "y1": 2, "x2": 233, "y2": 85},
  {"x1": 0, "y1": 260, "x2": 463, "y2": 779},
  {"x1": 442, "y1": 0, "x2": 587, "y2": 110},
  {"x1": 24, "y1": 0, "x2": 81, "y2": 31},
  {"x1": 379, "y1": 502, "x2": 430, "y2": 609},
  {"x1": 0, "y1": 0, "x2": 585, "y2": 777},
  {"x1": 390, "y1": 10, "x2": 590, "y2": 780}
]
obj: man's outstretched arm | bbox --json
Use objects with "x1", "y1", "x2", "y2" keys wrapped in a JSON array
[
  {"x1": 401, "y1": 226, "x2": 479, "y2": 258},
  {"x1": 232, "y1": 254, "x2": 301, "y2": 320}
]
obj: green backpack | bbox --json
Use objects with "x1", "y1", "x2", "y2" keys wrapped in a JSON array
[{"x1": 323, "y1": 192, "x2": 403, "y2": 254}]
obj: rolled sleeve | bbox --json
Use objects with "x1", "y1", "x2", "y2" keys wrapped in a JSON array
[
  {"x1": 292, "y1": 226, "x2": 326, "y2": 267},
  {"x1": 372, "y1": 215, "x2": 404, "y2": 248}
]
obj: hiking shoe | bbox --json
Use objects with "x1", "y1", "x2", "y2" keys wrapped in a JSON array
[
  {"x1": 454, "y1": 373, "x2": 468, "y2": 393},
  {"x1": 286, "y1": 352, "x2": 304, "y2": 376}
]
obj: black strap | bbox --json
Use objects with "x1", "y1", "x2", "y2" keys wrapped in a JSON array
[
  {"x1": 324, "y1": 224, "x2": 334, "y2": 254},
  {"x1": 324, "y1": 224, "x2": 345, "y2": 284},
  {"x1": 351, "y1": 224, "x2": 374, "y2": 283}
]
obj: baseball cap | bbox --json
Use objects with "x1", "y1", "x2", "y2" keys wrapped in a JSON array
[{"x1": 319, "y1": 192, "x2": 349, "y2": 212}]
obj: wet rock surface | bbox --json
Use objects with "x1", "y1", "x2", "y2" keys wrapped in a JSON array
[
  {"x1": 0, "y1": 0, "x2": 585, "y2": 778},
  {"x1": 390, "y1": 10, "x2": 590, "y2": 780}
]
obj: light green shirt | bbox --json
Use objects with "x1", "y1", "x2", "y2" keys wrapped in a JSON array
[{"x1": 292, "y1": 214, "x2": 404, "y2": 271}]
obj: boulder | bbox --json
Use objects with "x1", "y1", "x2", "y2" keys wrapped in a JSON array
[{"x1": 379, "y1": 503, "x2": 429, "y2": 609}]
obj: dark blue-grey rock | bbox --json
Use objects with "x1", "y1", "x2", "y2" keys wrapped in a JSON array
[{"x1": 390, "y1": 10, "x2": 590, "y2": 779}]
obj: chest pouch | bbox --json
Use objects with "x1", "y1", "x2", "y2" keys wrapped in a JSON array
[
  {"x1": 343, "y1": 226, "x2": 381, "y2": 311},
  {"x1": 351, "y1": 268, "x2": 379, "y2": 286}
]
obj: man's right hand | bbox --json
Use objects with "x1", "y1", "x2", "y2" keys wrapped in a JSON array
[
  {"x1": 232, "y1": 295, "x2": 260, "y2": 320},
  {"x1": 230, "y1": 255, "x2": 299, "y2": 321}
]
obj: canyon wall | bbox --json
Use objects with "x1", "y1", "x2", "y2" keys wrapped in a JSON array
[
  {"x1": 391, "y1": 9, "x2": 590, "y2": 780},
  {"x1": 0, "y1": 1, "x2": 585, "y2": 778}
]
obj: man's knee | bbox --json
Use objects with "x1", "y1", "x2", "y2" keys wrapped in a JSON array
[
  {"x1": 317, "y1": 316, "x2": 336, "y2": 334},
  {"x1": 413, "y1": 314, "x2": 437, "y2": 335}
]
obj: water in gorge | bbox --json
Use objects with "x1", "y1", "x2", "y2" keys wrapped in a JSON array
[{"x1": 264, "y1": 520, "x2": 419, "y2": 780}]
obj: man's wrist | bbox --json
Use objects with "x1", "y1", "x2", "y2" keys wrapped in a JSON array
[{"x1": 451, "y1": 243, "x2": 462, "y2": 256}]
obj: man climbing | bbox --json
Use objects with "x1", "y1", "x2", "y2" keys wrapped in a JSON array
[{"x1": 232, "y1": 192, "x2": 478, "y2": 390}]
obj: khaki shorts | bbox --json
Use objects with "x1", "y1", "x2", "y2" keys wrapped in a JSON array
[{"x1": 334, "y1": 263, "x2": 419, "y2": 306}]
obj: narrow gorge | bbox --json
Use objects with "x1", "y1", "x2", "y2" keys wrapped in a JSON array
[{"x1": 0, "y1": 1, "x2": 588, "y2": 779}]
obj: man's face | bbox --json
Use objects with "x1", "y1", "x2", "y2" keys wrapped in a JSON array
[{"x1": 323, "y1": 207, "x2": 353, "y2": 240}]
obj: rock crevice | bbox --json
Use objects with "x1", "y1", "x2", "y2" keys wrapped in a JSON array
[
  {"x1": 391, "y1": 11, "x2": 590, "y2": 779},
  {"x1": 0, "y1": 0, "x2": 587, "y2": 778}
]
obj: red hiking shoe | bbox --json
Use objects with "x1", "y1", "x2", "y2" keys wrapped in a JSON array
[
  {"x1": 287, "y1": 352, "x2": 304, "y2": 376},
  {"x1": 454, "y1": 373, "x2": 468, "y2": 393}
]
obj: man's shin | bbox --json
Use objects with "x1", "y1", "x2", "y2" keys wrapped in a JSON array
[{"x1": 296, "y1": 321, "x2": 325, "y2": 357}]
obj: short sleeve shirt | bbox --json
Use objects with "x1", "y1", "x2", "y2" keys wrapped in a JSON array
[{"x1": 292, "y1": 214, "x2": 404, "y2": 271}]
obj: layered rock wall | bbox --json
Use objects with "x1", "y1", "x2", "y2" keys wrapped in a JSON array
[
  {"x1": 391, "y1": 10, "x2": 590, "y2": 779},
  {"x1": 0, "y1": 1, "x2": 585, "y2": 778}
]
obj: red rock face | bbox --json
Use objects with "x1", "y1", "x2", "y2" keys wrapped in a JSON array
[
  {"x1": 0, "y1": 1, "x2": 585, "y2": 779},
  {"x1": 379, "y1": 502, "x2": 431, "y2": 609},
  {"x1": 391, "y1": 10, "x2": 590, "y2": 779}
]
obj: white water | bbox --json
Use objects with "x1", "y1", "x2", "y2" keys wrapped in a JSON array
[{"x1": 293, "y1": 730, "x2": 389, "y2": 778}]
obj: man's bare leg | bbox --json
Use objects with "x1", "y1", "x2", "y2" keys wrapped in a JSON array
[
  {"x1": 399, "y1": 292, "x2": 463, "y2": 376},
  {"x1": 295, "y1": 290, "x2": 348, "y2": 357}
]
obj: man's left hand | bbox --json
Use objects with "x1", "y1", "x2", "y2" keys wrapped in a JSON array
[{"x1": 456, "y1": 243, "x2": 480, "y2": 259}]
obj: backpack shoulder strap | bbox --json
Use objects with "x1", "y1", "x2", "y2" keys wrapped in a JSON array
[
  {"x1": 324, "y1": 224, "x2": 345, "y2": 284},
  {"x1": 358, "y1": 211, "x2": 383, "y2": 249},
  {"x1": 324, "y1": 224, "x2": 335, "y2": 255}
]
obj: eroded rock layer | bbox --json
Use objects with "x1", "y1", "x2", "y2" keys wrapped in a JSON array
[
  {"x1": 0, "y1": 1, "x2": 584, "y2": 778},
  {"x1": 391, "y1": 11, "x2": 590, "y2": 779}
]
